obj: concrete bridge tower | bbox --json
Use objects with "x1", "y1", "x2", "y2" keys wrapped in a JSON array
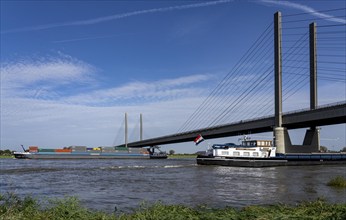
[{"x1": 274, "y1": 12, "x2": 320, "y2": 154}]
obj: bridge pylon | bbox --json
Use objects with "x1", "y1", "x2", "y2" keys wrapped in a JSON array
[{"x1": 273, "y1": 12, "x2": 320, "y2": 154}]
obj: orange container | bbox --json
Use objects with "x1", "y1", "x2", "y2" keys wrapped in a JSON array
[
  {"x1": 55, "y1": 149, "x2": 72, "y2": 153},
  {"x1": 29, "y1": 146, "x2": 38, "y2": 150}
]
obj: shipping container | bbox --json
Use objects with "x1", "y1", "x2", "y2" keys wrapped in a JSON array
[
  {"x1": 69, "y1": 146, "x2": 87, "y2": 151},
  {"x1": 101, "y1": 146, "x2": 116, "y2": 152},
  {"x1": 115, "y1": 147, "x2": 128, "y2": 151},
  {"x1": 102, "y1": 147, "x2": 115, "y2": 150},
  {"x1": 29, "y1": 146, "x2": 38, "y2": 150},
  {"x1": 39, "y1": 149, "x2": 55, "y2": 152},
  {"x1": 29, "y1": 146, "x2": 39, "y2": 152},
  {"x1": 55, "y1": 149, "x2": 72, "y2": 153}
]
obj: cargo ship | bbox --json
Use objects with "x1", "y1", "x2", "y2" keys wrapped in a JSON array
[
  {"x1": 13, "y1": 113, "x2": 169, "y2": 159},
  {"x1": 13, "y1": 146, "x2": 152, "y2": 159},
  {"x1": 196, "y1": 137, "x2": 346, "y2": 167}
]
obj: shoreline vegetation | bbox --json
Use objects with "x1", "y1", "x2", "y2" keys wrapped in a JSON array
[
  {"x1": 0, "y1": 149, "x2": 14, "y2": 159},
  {"x1": 1, "y1": 193, "x2": 346, "y2": 220},
  {"x1": 327, "y1": 176, "x2": 346, "y2": 188},
  {"x1": 168, "y1": 154, "x2": 197, "y2": 159},
  {"x1": 0, "y1": 155, "x2": 14, "y2": 159}
]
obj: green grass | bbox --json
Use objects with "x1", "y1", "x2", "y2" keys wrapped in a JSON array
[
  {"x1": 328, "y1": 176, "x2": 346, "y2": 188},
  {"x1": 1, "y1": 193, "x2": 346, "y2": 220},
  {"x1": 0, "y1": 155, "x2": 14, "y2": 159},
  {"x1": 168, "y1": 154, "x2": 197, "y2": 159}
]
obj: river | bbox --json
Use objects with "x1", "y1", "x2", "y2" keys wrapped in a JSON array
[{"x1": 1, "y1": 158, "x2": 345, "y2": 213}]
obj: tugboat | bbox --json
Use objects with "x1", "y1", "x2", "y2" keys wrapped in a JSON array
[{"x1": 147, "y1": 146, "x2": 168, "y2": 159}]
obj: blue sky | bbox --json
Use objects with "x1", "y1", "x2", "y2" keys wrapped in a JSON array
[{"x1": 1, "y1": 0, "x2": 345, "y2": 152}]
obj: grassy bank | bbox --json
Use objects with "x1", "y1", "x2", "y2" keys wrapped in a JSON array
[
  {"x1": 328, "y1": 176, "x2": 346, "y2": 188},
  {"x1": 1, "y1": 193, "x2": 346, "y2": 220},
  {"x1": 168, "y1": 154, "x2": 197, "y2": 159},
  {"x1": 0, "y1": 155, "x2": 14, "y2": 159}
]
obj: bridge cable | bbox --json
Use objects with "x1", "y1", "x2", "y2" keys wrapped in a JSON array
[{"x1": 177, "y1": 22, "x2": 274, "y2": 133}]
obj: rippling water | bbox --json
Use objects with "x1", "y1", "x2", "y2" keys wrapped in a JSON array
[{"x1": 1, "y1": 158, "x2": 345, "y2": 212}]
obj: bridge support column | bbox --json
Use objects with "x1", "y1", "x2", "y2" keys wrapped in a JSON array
[
  {"x1": 302, "y1": 127, "x2": 320, "y2": 152},
  {"x1": 274, "y1": 127, "x2": 292, "y2": 154},
  {"x1": 125, "y1": 112, "x2": 128, "y2": 148},
  {"x1": 274, "y1": 127, "x2": 320, "y2": 154},
  {"x1": 273, "y1": 11, "x2": 287, "y2": 153},
  {"x1": 140, "y1": 113, "x2": 143, "y2": 141}
]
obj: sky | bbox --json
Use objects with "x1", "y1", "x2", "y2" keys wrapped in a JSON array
[{"x1": 1, "y1": 0, "x2": 345, "y2": 153}]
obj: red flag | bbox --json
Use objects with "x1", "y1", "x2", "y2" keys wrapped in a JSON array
[{"x1": 194, "y1": 134, "x2": 204, "y2": 145}]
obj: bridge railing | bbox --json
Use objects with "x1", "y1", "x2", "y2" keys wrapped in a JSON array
[{"x1": 283, "y1": 101, "x2": 346, "y2": 116}]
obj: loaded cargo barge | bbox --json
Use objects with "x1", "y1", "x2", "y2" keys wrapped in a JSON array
[
  {"x1": 196, "y1": 138, "x2": 346, "y2": 167},
  {"x1": 13, "y1": 146, "x2": 167, "y2": 159},
  {"x1": 197, "y1": 153, "x2": 346, "y2": 167}
]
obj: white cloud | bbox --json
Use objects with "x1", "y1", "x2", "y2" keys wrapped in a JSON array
[
  {"x1": 0, "y1": 55, "x2": 215, "y2": 151},
  {"x1": 63, "y1": 74, "x2": 211, "y2": 106},
  {"x1": 1, "y1": 55, "x2": 96, "y2": 98}
]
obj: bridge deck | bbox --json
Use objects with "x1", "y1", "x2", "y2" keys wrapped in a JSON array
[{"x1": 126, "y1": 102, "x2": 346, "y2": 148}]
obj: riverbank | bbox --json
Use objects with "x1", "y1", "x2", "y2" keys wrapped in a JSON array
[
  {"x1": 0, "y1": 155, "x2": 13, "y2": 159},
  {"x1": 1, "y1": 194, "x2": 345, "y2": 220},
  {"x1": 168, "y1": 154, "x2": 197, "y2": 159}
]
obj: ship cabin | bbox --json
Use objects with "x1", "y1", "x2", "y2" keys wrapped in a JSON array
[
  {"x1": 211, "y1": 139, "x2": 276, "y2": 158},
  {"x1": 241, "y1": 140, "x2": 272, "y2": 147}
]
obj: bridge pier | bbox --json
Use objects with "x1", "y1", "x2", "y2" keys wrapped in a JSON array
[
  {"x1": 302, "y1": 127, "x2": 320, "y2": 152},
  {"x1": 273, "y1": 13, "x2": 321, "y2": 154},
  {"x1": 274, "y1": 127, "x2": 291, "y2": 154},
  {"x1": 275, "y1": 127, "x2": 320, "y2": 154}
]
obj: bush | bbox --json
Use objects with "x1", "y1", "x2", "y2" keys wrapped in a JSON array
[
  {"x1": 1, "y1": 193, "x2": 346, "y2": 220},
  {"x1": 328, "y1": 176, "x2": 346, "y2": 188}
]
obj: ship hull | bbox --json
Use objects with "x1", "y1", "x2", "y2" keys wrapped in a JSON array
[
  {"x1": 13, "y1": 150, "x2": 150, "y2": 159},
  {"x1": 197, "y1": 153, "x2": 346, "y2": 167}
]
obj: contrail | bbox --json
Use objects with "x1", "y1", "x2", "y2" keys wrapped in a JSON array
[
  {"x1": 2, "y1": 0, "x2": 232, "y2": 34},
  {"x1": 52, "y1": 34, "x2": 131, "y2": 43},
  {"x1": 261, "y1": 0, "x2": 346, "y2": 24}
]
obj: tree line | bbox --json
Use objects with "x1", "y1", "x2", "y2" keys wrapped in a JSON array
[{"x1": 0, "y1": 149, "x2": 15, "y2": 156}]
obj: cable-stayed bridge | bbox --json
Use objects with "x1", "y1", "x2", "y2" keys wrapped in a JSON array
[
  {"x1": 127, "y1": 102, "x2": 345, "y2": 147},
  {"x1": 120, "y1": 10, "x2": 346, "y2": 153}
]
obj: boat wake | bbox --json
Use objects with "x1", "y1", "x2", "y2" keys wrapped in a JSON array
[{"x1": 100, "y1": 164, "x2": 197, "y2": 170}]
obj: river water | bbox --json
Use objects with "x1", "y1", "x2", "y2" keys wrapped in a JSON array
[{"x1": 1, "y1": 158, "x2": 345, "y2": 213}]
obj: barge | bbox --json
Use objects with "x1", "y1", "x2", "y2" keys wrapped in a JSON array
[
  {"x1": 13, "y1": 145, "x2": 167, "y2": 159},
  {"x1": 196, "y1": 137, "x2": 346, "y2": 167}
]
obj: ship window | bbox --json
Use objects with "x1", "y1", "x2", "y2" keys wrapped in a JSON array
[
  {"x1": 243, "y1": 152, "x2": 250, "y2": 156},
  {"x1": 221, "y1": 151, "x2": 229, "y2": 155},
  {"x1": 233, "y1": 152, "x2": 240, "y2": 156},
  {"x1": 253, "y1": 152, "x2": 259, "y2": 157}
]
